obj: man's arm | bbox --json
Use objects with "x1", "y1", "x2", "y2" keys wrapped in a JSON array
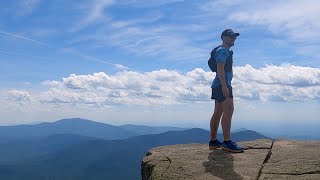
[{"x1": 217, "y1": 63, "x2": 229, "y2": 97}]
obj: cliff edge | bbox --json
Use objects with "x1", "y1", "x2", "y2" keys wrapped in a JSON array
[{"x1": 141, "y1": 139, "x2": 320, "y2": 180}]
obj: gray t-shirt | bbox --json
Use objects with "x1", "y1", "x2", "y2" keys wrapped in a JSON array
[{"x1": 211, "y1": 46, "x2": 233, "y2": 88}]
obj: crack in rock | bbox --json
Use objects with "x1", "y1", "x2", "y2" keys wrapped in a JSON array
[
  {"x1": 160, "y1": 156, "x2": 172, "y2": 180},
  {"x1": 265, "y1": 170, "x2": 320, "y2": 175},
  {"x1": 244, "y1": 147, "x2": 271, "y2": 150},
  {"x1": 256, "y1": 139, "x2": 275, "y2": 180}
]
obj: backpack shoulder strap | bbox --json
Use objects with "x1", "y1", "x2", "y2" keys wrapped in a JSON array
[{"x1": 211, "y1": 45, "x2": 221, "y2": 57}]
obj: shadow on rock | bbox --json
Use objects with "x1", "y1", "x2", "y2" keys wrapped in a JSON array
[{"x1": 202, "y1": 150, "x2": 243, "y2": 180}]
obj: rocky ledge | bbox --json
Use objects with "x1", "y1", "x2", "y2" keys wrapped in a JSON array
[{"x1": 141, "y1": 139, "x2": 320, "y2": 180}]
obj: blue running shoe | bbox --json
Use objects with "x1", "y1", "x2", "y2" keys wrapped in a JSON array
[
  {"x1": 221, "y1": 140, "x2": 244, "y2": 153},
  {"x1": 209, "y1": 139, "x2": 222, "y2": 150}
]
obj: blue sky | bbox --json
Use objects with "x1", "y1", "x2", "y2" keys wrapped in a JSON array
[{"x1": 0, "y1": 0, "x2": 319, "y2": 136}]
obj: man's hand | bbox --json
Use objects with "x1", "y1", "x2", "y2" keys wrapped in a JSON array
[{"x1": 222, "y1": 85, "x2": 230, "y2": 97}]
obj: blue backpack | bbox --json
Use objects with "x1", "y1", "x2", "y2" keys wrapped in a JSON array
[{"x1": 208, "y1": 46, "x2": 233, "y2": 72}]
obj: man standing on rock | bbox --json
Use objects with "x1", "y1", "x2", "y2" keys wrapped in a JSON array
[{"x1": 208, "y1": 29, "x2": 244, "y2": 153}]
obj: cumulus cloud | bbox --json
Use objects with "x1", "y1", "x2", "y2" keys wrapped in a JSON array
[
  {"x1": 23, "y1": 65, "x2": 317, "y2": 107},
  {"x1": 7, "y1": 90, "x2": 33, "y2": 105},
  {"x1": 233, "y1": 64, "x2": 320, "y2": 101},
  {"x1": 39, "y1": 68, "x2": 211, "y2": 106},
  {"x1": 235, "y1": 64, "x2": 320, "y2": 86},
  {"x1": 6, "y1": 65, "x2": 319, "y2": 107},
  {"x1": 39, "y1": 88, "x2": 105, "y2": 107}
]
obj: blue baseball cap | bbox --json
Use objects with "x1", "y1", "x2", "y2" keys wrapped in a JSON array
[{"x1": 221, "y1": 29, "x2": 240, "y2": 39}]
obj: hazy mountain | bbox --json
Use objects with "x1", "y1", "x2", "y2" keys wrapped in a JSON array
[
  {"x1": 0, "y1": 134, "x2": 98, "y2": 164},
  {"x1": 119, "y1": 124, "x2": 187, "y2": 135},
  {"x1": 231, "y1": 128, "x2": 249, "y2": 133},
  {"x1": 0, "y1": 118, "x2": 188, "y2": 141},
  {"x1": 0, "y1": 128, "x2": 269, "y2": 180},
  {"x1": 215, "y1": 128, "x2": 249, "y2": 133},
  {"x1": 0, "y1": 118, "x2": 136, "y2": 140}
]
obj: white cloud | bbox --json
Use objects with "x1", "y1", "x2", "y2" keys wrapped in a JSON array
[
  {"x1": 0, "y1": 30, "x2": 48, "y2": 46},
  {"x1": 70, "y1": 0, "x2": 115, "y2": 32},
  {"x1": 227, "y1": 0, "x2": 320, "y2": 41},
  {"x1": 114, "y1": 64, "x2": 129, "y2": 71},
  {"x1": 34, "y1": 68, "x2": 212, "y2": 107},
  {"x1": 85, "y1": 0, "x2": 114, "y2": 23},
  {"x1": 233, "y1": 64, "x2": 320, "y2": 101},
  {"x1": 60, "y1": 48, "x2": 131, "y2": 70},
  {"x1": 40, "y1": 88, "x2": 106, "y2": 107},
  {"x1": 202, "y1": 0, "x2": 320, "y2": 42},
  {"x1": 5, "y1": 65, "x2": 317, "y2": 108},
  {"x1": 235, "y1": 64, "x2": 320, "y2": 87},
  {"x1": 199, "y1": 0, "x2": 320, "y2": 60},
  {"x1": 7, "y1": 90, "x2": 33, "y2": 105},
  {"x1": 66, "y1": 1, "x2": 212, "y2": 62},
  {"x1": 70, "y1": 21, "x2": 209, "y2": 62}
]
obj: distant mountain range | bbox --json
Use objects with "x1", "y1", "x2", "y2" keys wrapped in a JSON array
[
  {"x1": 0, "y1": 118, "x2": 270, "y2": 180},
  {"x1": 0, "y1": 118, "x2": 186, "y2": 142}
]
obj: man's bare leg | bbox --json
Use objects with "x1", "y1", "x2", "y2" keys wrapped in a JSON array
[
  {"x1": 210, "y1": 100, "x2": 223, "y2": 141},
  {"x1": 221, "y1": 97, "x2": 234, "y2": 141}
]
